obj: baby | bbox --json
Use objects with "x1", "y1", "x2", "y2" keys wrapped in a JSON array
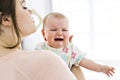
[{"x1": 35, "y1": 12, "x2": 115, "y2": 79}]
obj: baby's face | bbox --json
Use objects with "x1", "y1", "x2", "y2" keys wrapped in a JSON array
[{"x1": 44, "y1": 16, "x2": 69, "y2": 48}]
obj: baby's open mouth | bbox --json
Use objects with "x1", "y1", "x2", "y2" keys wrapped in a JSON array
[{"x1": 54, "y1": 38, "x2": 63, "y2": 41}]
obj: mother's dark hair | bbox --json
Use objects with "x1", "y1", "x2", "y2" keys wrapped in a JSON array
[{"x1": 0, "y1": 0, "x2": 21, "y2": 48}]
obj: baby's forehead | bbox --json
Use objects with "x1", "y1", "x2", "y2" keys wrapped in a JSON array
[
  {"x1": 47, "y1": 15, "x2": 68, "y2": 23},
  {"x1": 46, "y1": 18, "x2": 68, "y2": 26},
  {"x1": 44, "y1": 13, "x2": 69, "y2": 28},
  {"x1": 47, "y1": 15, "x2": 67, "y2": 21}
]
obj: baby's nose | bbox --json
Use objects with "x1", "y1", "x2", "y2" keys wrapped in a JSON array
[{"x1": 57, "y1": 30, "x2": 63, "y2": 35}]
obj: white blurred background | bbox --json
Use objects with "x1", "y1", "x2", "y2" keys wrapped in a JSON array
[{"x1": 22, "y1": 0, "x2": 120, "y2": 79}]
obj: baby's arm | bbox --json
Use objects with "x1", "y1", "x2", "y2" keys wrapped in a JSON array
[{"x1": 79, "y1": 57, "x2": 115, "y2": 77}]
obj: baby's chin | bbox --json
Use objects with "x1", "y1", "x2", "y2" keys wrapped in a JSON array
[
  {"x1": 52, "y1": 44, "x2": 65, "y2": 49},
  {"x1": 53, "y1": 41, "x2": 69, "y2": 48}
]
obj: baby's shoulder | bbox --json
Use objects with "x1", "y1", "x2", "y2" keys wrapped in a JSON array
[
  {"x1": 35, "y1": 42, "x2": 46, "y2": 50},
  {"x1": 36, "y1": 42, "x2": 46, "y2": 47}
]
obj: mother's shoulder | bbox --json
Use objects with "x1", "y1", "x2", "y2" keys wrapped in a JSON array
[
  {"x1": 14, "y1": 50, "x2": 58, "y2": 68},
  {"x1": 14, "y1": 50, "x2": 58, "y2": 63}
]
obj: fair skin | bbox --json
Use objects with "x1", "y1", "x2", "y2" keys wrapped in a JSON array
[
  {"x1": 0, "y1": 0, "x2": 36, "y2": 54},
  {"x1": 0, "y1": 0, "x2": 77, "y2": 80},
  {"x1": 16, "y1": 0, "x2": 36, "y2": 37},
  {"x1": 42, "y1": 15, "x2": 69, "y2": 48},
  {"x1": 42, "y1": 14, "x2": 115, "y2": 77},
  {"x1": 80, "y1": 58, "x2": 115, "y2": 77}
]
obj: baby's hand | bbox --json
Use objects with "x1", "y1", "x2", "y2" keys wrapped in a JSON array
[{"x1": 102, "y1": 65, "x2": 115, "y2": 77}]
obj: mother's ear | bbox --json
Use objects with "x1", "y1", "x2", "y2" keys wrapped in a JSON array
[{"x1": 1, "y1": 16, "x2": 12, "y2": 26}]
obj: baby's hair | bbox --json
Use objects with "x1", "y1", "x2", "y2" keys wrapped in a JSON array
[{"x1": 43, "y1": 12, "x2": 68, "y2": 29}]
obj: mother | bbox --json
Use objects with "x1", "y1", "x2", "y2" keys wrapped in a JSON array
[{"x1": 0, "y1": 0, "x2": 77, "y2": 80}]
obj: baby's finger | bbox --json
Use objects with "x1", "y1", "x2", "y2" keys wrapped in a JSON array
[{"x1": 110, "y1": 67, "x2": 115, "y2": 73}]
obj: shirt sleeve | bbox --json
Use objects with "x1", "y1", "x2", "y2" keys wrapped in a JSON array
[{"x1": 69, "y1": 43, "x2": 86, "y2": 68}]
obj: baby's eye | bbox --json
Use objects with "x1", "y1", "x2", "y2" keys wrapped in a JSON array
[
  {"x1": 62, "y1": 29, "x2": 68, "y2": 31},
  {"x1": 50, "y1": 29, "x2": 57, "y2": 31}
]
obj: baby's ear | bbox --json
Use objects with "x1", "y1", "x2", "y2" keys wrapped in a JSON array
[
  {"x1": 69, "y1": 35, "x2": 73, "y2": 42},
  {"x1": 1, "y1": 16, "x2": 12, "y2": 26},
  {"x1": 41, "y1": 29, "x2": 47, "y2": 41}
]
